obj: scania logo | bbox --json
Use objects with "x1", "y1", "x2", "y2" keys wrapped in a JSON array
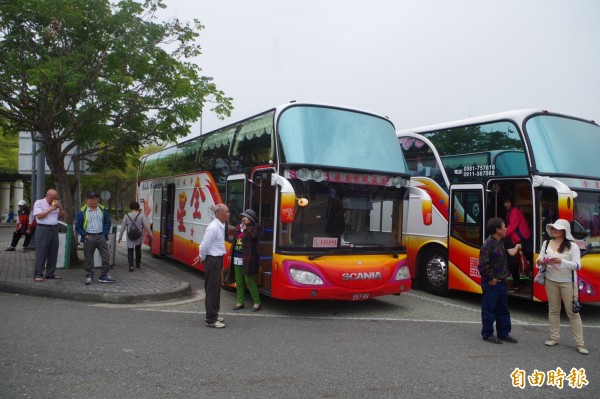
[{"x1": 341, "y1": 272, "x2": 382, "y2": 280}]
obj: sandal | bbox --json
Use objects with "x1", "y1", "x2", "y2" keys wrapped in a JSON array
[
  {"x1": 45, "y1": 275, "x2": 62, "y2": 279},
  {"x1": 484, "y1": 336, "x2": 502, "y2": 344},
  {"x1": 34, "y1": 277, "x2": 44, "y2": 282}
]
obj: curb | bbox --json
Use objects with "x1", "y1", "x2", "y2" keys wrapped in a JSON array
[{"x1": 0, "y1": 280, "x2": 192, "y2": 304}]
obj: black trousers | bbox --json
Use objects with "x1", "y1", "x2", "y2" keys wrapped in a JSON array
[
  {"x1": 204, "y1": 255, "x2": 223, "y2": 323},
  {"x1": 127, "y1": 244, "x2": 142, "y2": 268},
  {"x1": 11, "y1": 227, "x2": 32, "y2": 248}
]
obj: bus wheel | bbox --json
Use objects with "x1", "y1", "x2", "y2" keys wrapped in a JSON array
[
  {"x1": 421, "y1": 248, "x2": 449, "y2": 296},
  {"x1": 221, "y1": 269, "x2": 237, "y2": 292}
]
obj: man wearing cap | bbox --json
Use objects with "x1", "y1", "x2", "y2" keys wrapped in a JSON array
[
  {"x1": 76, "y1": 191, "x2": 115, "y2": 285},
  {"x1": 5, "y1": 200, "x2": 32, "y2": 252},
  {"x1": 32, "y1": 189, "x2": 64, "y2": 282}
]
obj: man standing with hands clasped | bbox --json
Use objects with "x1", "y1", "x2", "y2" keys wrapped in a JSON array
[
  {"x1": 32, "y1": 189, "x2": 64, "y2": 282},
  {"x1": 193, "y1": 203, "x2": 230, "y2": 328},
  {"x1": 76, "y1": 191, "x2": 115, "y2": 285},
  {"x1": 478, "y1": 217, "x2": 521, "y2": 344}
]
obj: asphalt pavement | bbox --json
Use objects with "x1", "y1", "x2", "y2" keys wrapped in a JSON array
[{"x1": 0, "y1": 224, "x2": 193, "y2": 304}]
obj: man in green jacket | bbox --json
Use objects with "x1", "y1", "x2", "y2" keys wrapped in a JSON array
[{"x1": 75, "y1": 191, "x2": 115, "y2": 285}]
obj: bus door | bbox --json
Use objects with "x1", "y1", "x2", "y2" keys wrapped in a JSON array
[
  {"x1": 154, "y1": 183, "x2": 175, "y2": 257},
  {"x1": 226, "y1": 174, "x2": 248, "y2": 238},
  {"x1": 448, "y1": 184, "x2": 486, "y2": 293},
  {"x1": 249, "y1": 169, "x2": 275, "y2": 294},
  {"x1": 151, "y1": 184, "x2": 162, "y2": 257}
]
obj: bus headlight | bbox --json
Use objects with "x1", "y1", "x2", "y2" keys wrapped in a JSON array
[
  {"x1": 579, "y1": 281, "x2": 585, "y2": 291},
  {"x1": 395, "y1": 265, "x2": 410, "y2": 281},
  {"x1": 289, "y1": 268, "x2": 324, "y2": 285}
]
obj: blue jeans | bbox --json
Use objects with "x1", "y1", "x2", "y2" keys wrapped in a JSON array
[{"x1": 481, "y1": 280, "x2": 511, "y2": 339}]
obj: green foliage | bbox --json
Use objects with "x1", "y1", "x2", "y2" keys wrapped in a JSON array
[
  {"x1": 424, "y1": 125, "x2": 522, "y2": 156},
  {"x1": 0, "y1": 126, "x2": 18, "y2": 172},
  {"x1": 0, "y1": 0, "x2": 233, "y2": 223}
]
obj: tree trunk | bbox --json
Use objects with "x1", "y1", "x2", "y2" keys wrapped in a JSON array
[{"x1": 42, "y1": 138, "x2": 79, "y2": 264}]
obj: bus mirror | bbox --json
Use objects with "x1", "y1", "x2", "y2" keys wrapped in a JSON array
[
  {"x1": 272, "y1": 174, "x2": 297, "y2": 223},
  {"x1": 409, "y1": 186, "x2": 433, "y2": 226}
]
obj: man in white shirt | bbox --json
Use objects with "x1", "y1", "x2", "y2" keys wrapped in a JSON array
[
  {"x1": 195, "y1": 204, "x2": 230, "y2": 328},
  {"x1": 32, "y1": 189, "x2": 64, "y2": 282}
]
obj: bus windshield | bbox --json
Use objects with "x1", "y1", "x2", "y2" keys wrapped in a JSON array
[
  {"x1": 526, "y1": 115, "x2": 600, "y2": 177},
  {"x1": 278, "y1": 180, "x2": 403, "y2": 252},
  {"x1": 277, "y1": 105, "x2": 407, "y2": 174}
]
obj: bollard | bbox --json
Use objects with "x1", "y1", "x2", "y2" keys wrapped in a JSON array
[{"x1": 64, "y1": 224, "x2": 72, "y2": 269}]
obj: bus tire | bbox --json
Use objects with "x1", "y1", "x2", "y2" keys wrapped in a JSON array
[
  {"x1": 420, "y1": 247, "x2": 449, "y2": 296},
  {"x1": 221, "y1": 268, "x2": 237, "y2": 292}
]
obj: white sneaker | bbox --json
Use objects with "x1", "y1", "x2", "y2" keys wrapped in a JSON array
[{"x1": 205, "y1": 320, "x2": 226, "y2": 328}]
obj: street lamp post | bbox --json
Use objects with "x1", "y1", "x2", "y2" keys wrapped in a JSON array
[{"x1": 200, "y1": 76, "x2": 214, "y2": 136}]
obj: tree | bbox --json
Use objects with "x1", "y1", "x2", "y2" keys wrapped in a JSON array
[
  {"x1": 0, "y1": 0, "x2": 233, "y2": 231},
  {"x1": 0, "y1": 125, "x2": 18, "y2": 173},
  {"x1": 80, "y1": 143, "x2": 166, "y2": 220}
]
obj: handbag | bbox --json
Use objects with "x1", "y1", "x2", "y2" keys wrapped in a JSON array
[
  {"x1": 534, "y1": 240, "x2": 547, "y2": 285},
  {"x1": 534, "y1": 266, "x2": 546, "y2": 285},
  {"x1": 517, "y1": 250, "x2": 530, "y2": 276}
]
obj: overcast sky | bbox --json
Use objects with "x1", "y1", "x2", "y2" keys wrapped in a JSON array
[{"x1": 159, "y1": 0, "x2": 600, "y2": 138}]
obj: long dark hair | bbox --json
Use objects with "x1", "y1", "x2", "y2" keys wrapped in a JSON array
[
  {"x1": 556, "y1": 239, "x2": 571, "y2": 253},
  {"x1": 552, "y1": 229, "x2": 572, "y2": 253}
]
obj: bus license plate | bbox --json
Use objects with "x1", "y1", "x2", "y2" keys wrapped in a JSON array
[{"x1": 352, "y1": 293, "x2": 370, "y2": 301}]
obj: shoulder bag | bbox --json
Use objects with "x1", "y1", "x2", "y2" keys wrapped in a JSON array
[{"x1": 534, "y1": 240, "x2": 547, "y2": 285}]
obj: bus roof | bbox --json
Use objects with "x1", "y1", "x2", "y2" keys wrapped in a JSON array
[
  {"x1": 140, "y1": 101, "x2": 394, "y2": 160},
  {"x1": 396, "y1": 109, "x2": 597, "y2": 135}
]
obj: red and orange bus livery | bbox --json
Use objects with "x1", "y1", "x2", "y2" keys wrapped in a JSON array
[
  {"x1": 138, "y1": 102, "x2": 413, "y2": 300},
  {"x1": 398, "y1": 110, "x2": 600, "y2": 302}
]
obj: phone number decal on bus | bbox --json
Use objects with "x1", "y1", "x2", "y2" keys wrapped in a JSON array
[{"x1": 455, "y1": 164, "x2": 496, "y2": 177}]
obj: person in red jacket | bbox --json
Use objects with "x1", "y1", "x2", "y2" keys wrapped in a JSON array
[
  {"x1": 5, "y1": 200, "x2": 33, "y2": 252},
  {"x1": 503, "y1": 197, "x2": 532, "y2": 290}
]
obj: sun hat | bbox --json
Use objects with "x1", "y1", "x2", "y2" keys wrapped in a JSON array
[
  {"x1": 546, "y1": 219, "x2": 574, "y2": 241},
  {"x1": 240, "y1": 209, "x2": 257, "y2": 224},
  {"x1": 18, "y1": 200, "x2": 27, "y2": 206}
]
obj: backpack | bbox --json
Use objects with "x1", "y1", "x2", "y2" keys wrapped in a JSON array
[{"x1": 126, "y1": 213, "x2": 142, "y2": 240}]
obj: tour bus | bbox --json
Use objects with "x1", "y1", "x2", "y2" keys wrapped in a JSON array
[
  {"x1": 138, "y1": 102, "x2": 412, "y2": 301},
  {"x1": 397, "y1": 109, "x2": 600, "y2": 302}
]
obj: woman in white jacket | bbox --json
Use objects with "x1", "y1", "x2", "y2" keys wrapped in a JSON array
[
  {"x1": 118, "y1": 201, "x2": 152, "y2": 272},
  {"x1": 536, "y1": 219, "x2": 588, "y2": 354}
]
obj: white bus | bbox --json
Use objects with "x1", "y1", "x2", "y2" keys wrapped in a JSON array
[{"x1": 398, "y1": 109, "x2": 600, "y2": 302}]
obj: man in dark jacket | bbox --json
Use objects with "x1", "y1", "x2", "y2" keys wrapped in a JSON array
[{"x1": 75, "y1": 191, "x2": 115, "y2": 285}]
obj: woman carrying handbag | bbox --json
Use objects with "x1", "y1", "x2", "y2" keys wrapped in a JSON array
[
  {"x1": 231, "y1": 209, "x2": 262, "y2": 312},
  {"x1": 535, "y1": 219, "x2": 588, "y2": 355}
]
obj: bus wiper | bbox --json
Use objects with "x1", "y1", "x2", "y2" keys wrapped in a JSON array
[
  {"x1": 308, "y1": 248, "x2": 351, "y2": 260},
  {"x1": 372, "y1": 245, "x2": 399, "y2": 258},
  {"x1": 307, "y1": 246, "x2": 400, "y2": 260}
]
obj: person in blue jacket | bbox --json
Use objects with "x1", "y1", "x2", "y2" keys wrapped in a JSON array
[{"x1": 75, "y1": 191, "x2": 115, "y2": 285}]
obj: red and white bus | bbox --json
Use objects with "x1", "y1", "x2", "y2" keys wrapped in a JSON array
[
  {"x1": 138, "y1": 102, "x2": 412, "y2": 300},
  {"x1": 398, "y1": 109, "x2": 600, "y2": 302}
]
